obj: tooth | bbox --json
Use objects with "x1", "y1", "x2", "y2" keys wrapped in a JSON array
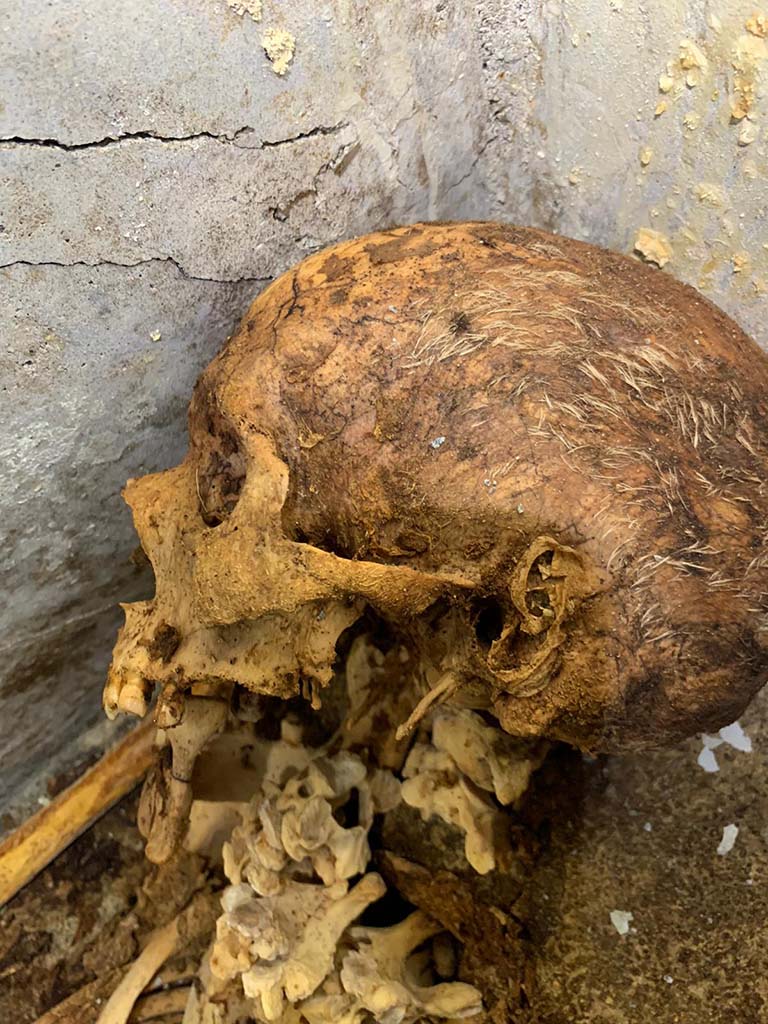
[
  {"x1": 154, "y1": 683, "x2": 185, "y2": 729},
  {"x1": 102, "y1": 670, "x2": 122, "y2": 721},
  {"x1": 117, "y1": 672, "x2": 152, "y2": 718}
]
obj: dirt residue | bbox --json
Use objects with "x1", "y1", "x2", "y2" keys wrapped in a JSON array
[{"x1": 0, "y1": 794, "x2": 216, "y2": 1023}]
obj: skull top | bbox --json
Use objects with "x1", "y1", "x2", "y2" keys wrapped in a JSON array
[{"x1": 106, "y1": 221, "x2": 768, "y2": 753}]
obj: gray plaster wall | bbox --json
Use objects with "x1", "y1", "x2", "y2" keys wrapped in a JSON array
[
  {"x1": 2, "y1": 0, "x2": 767, "y2": 820},
  {"x1": 479, "y1": 0, "x2": 768, "y2": 349}
]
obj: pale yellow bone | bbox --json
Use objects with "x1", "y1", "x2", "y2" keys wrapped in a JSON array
[
  {"x1": 0, "y1": 719, "x2": 155, "y2": 907},
  {"x1": 96, "y1": 893, "x2": 216, "y2": 1024},
  {"x1": 394, "y1": 671, "x2": 459, "y2": 741},
  {"x1": 142, "y1": 696, "x2": 229, "y2": 864}
]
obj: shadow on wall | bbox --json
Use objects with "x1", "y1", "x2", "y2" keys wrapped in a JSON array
[{"x1": 0, "y1": 265, "x2": 260, "y2": 819}]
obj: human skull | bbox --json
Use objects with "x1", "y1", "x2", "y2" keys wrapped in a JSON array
[{"x1": 105, "y1": 221, "x2": 768, "y2": 762}]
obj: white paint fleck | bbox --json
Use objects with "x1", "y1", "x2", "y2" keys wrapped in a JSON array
[
  {"x1": 699, "y1": 721, "x2": 753, "y2": 772},
  {"x1": 719, "y1": 721, "x2": 753, "y2": 753},
  {"x1": 430, "y1": 436, "x2": 446, "y2": 449},
  {"x1": 609, "y1": 910, "x2": 633, "y2": 935},
  {"x1": 697, "y1": 746, "x2": 720, "y2": 773},
  {"x1": 717, "y1": 823, "x2": 739, "y2": 856}
]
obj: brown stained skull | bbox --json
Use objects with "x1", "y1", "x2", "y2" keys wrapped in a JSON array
[{"x1": 105, "y1": 222, "x2": 768, "y2": 827}]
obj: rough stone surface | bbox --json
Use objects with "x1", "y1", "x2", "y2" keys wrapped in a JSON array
[
  {"x1": 0, "y1": 262, "x2": 258, "y2": 808},
  {"x1": 480, "y1": 0, "x2": 768, "y2": 349}
]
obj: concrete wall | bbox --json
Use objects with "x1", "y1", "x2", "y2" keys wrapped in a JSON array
[
  {"x1": 2, "y1": 0, "x2": 767, "y2": 820},
  {"x1": 479, "y1": 0, "x2": 768, "y2": 348}
]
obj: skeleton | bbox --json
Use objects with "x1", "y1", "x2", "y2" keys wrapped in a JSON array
[{"x1": 102, "y1": 222, "x2": 768, "y2": 1021}]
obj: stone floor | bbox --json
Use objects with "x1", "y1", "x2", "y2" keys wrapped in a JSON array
[{"x1": 526, "y1": 688, "x2": 768, "y2": 1023}]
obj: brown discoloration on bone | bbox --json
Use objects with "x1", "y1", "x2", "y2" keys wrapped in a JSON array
[
  {"x1": 377, "y1": 851, "x2": 528, "y2": 1023},
  {"x1": 364, "y1": 230, "x2": 444, "y2": 265},
  {"x1": 106, "y1": 222, "x2": 768, "y2": 754},
  {"x1": 146, "y1": 624, "x2": 181, "y2": 664}
]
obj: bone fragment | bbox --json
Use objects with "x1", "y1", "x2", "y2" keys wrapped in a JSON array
[
  {"x1": 0, "y1": 718, "x2": 155, "y2": 907},
  {"x1": 395, "y1": 670, "x2": 459, "y2": 741},
  {"x1": 96, "y1": 893, "x2": 217, "y2": 1024},
  {"x1": 142, "y1": 696, "x2": 229, "y2": 864}
]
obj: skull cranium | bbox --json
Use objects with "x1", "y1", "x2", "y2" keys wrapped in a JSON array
[{"x1": 105, "y1": 221, "x2": 768, "y2": 789}]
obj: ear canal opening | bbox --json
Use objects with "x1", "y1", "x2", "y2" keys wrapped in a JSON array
[{"x1": 472, "y1": 597, "x2": 506, "y2": 649}]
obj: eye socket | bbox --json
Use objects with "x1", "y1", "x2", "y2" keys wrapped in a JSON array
[{"x1": 196, "y1": 429, "x2": 246, "y2": 527}]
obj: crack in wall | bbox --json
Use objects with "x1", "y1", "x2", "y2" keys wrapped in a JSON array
[
  {"x1": 260, "y1": 123, "x2": 347, "y2": 147},
  {"x1": 436, "y1": 133, "x2": 497, "y2": 209},
  {"x1": 0, "y1": 130, "x2": 357, "y2": 278},
  {"x1": 0, "y1": 122, "x2": 346, "y2": 153},
  {"x1": 268, "y1": 136, "x2": 360, "y2": 220},
  {"x1": 0, "y1": 255, "x2": 272, "y2": 286}
]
